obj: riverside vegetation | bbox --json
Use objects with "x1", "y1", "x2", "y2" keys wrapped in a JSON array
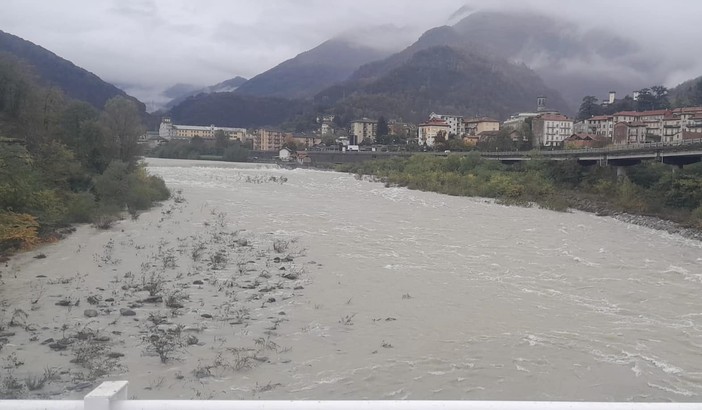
[
  {"x1": 0, "y1": 54, "x2": 170, "y2": 256},
  {"x1": 337, "y1": 154, "x2": 702, "y2": 231}
]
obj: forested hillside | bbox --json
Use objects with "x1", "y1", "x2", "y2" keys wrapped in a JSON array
[
  {"x1": 0, "y1": 30, "x2": 144, "y2": 112},
  {"x1": 0, "y1": 55, "x2": 169, "y2": 256}
]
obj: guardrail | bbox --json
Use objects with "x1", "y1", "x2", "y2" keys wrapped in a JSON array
[
  {"x1": 2, "y1": 381, "x2": 702, "y2": 410},
  {"x1": 482, "y1": 138, "x2": 702, "y2": 157}
]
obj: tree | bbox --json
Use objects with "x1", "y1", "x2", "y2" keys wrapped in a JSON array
[
  {"x1": 377, "y1": 116, "x2": 389, "y2": 138},
  {"x1": 651, "y1": 85, "x2": 670, "y2": 109},
  {"x1": 691, "y1": 79, "x2": 702, "y2": 106},
  {"x1": 434, "y1": 130, "x2": 447, "y2": 151},
  {"x1": 100, "y1": 96, "x2": 144, "y2": 167},
  {"x1": 635, "y1": 88, "x2": 655, "y2": 111},
  {"x1": 577, "y1": 96, "x2": 602, "y2": 121},
  {"x1": 214, "y1": 129, "x2": 229, "y2": 154}
]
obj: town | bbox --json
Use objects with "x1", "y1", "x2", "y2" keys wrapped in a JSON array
[{"x1": 148, "y1": 93, "x2": 702, "y2": 162}]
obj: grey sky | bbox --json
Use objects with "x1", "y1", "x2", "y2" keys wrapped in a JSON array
[{"x1": 2, "y1": 0, "x2": 702, "y2": 106}]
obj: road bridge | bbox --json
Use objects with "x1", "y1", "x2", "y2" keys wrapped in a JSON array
[
  {"x1": 297, "y1": 138, "x2": 702, "y2": 168},
  {"x1": 480, "y1": 138, "x2": 702, "y2": 168}
]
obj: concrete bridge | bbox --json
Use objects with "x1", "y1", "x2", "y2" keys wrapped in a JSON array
[{"x1": 481, "y1": 138, "x2": 702, "y2": 168}]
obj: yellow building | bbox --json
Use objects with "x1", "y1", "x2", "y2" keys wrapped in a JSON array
[
  {"x1": 350, "y1": 118, "x2": 377, "y2": 144},
  {"x1": 159, "y1": 118, "x2": 246, "y2": 141},
  {"x1": 464, "y1": 117, "x2": 500, "y2": 136},
  {"x1": 255, "y1": 129, "x2": 291, "y2": 151},
  {"x1": 418, "y1": 117, "x2": 450, "y2": 147}
]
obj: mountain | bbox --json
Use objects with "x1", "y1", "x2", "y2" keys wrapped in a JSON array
[
  {"x1": 233, "y1": 38, "x2": 391, "y2": 99},
  {"x1": 168, "y1": 92, "x2": 304, "y2": 128},
  {"x1": 316, "y1": 43, "x2": 568, "y2": 123},
  {"x1": 0, "y1": 29, "x2": 144, "y2": 111},
  {"x1": 163, "y1": 76, "x2": 247, "y2": 110},
  {"x1": 162, "y1": 83, "x2": 203, "y2": 99},
  {"x1": 450, "y1": 11, "x2": 658, "y2": 105},
  {"x1": 669, "y1": 76, "x2": 702, "y2": 107}
]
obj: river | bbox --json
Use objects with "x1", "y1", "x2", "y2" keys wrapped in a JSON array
[{"x1": 3, "y1": 158, "x2": 702, "y2": 401}]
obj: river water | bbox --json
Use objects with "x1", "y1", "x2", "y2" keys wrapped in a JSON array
[
  {"x1": 3, "y1": 158, "x2": 702, "y2": 401},
  {"x1": 145, "y1": 158, "x2": 702, "y2": 401}
]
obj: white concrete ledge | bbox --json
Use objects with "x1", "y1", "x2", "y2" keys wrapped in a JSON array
[{"x1": 2, "y1": 382, "x2": 702, "y2": 410}]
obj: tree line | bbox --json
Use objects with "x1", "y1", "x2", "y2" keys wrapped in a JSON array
[
  {"x1": 337, "y1": 154, "x2": 702, "y2": 229},
  {"x1": 0, "y1": 54, "x2": 169, "y2": 255},
  {"x1": 577, "y1": 83, "x2": 702, "y2": 121}
]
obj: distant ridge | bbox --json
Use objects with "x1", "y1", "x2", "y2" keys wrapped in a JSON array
[{"x1": 0, "y1": 29, "x2": 144, "y2": 111}]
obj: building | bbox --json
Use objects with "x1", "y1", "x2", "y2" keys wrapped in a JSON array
[
  {"x1": 585, "y1": 115, "x2": 614, "y2": 139},
  {"x1": 430, "y1": 113, "x2": 464, "y2": 136},
  {"x1": 418, "y1": 117, "x2": 451, "y2": 147},
  {"x1": 503, "y1": 112, "x2": 540, "y2": 130},
  {"x1": 388, "y1": 120, "x2": 416, "y2": 139},
  {"x1": 662, "y1": 107, "x2": 702, "y2": 141},
  {"x1": 563, "y1": 133, "x2": 608, "y2": 149},
  {"x1": 255, "y1": 129, "x2": 291, "y2": 151},
  {"x1": 158, "y1": 118, "x2": 246, "y2": 140},
  {"x1": 464, "y1": 117, "x2": 500, "y2": 136},
  {"x1": 531, "y1": 114, "x2": 573, "y2": 147},
  {"x1": 350, "y1": 118, "x2": 377, "y2": 145},
  {"x1": 504, "y1": 96, "x2": 561, "y2": 131},
  {"x1": 278, "y1": 148, "x2": 293, "y2": 162},
  {"x1": 291, "y1": 134, "x2": 323, "y2": 149},
  {"x1": 613, "y1": 121, "x2": 647, "y2": 145}
]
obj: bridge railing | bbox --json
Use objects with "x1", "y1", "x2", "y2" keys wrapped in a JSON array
[
  {"x1": 483, "y1": 138, "x2": 702, "y2": 157},
  {"x1": 2, "y1": 382, "x2": 702, "y2": 410}
]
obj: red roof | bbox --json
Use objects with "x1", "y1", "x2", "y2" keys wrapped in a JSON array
[
  {"x1": 566, "y1": 133, "x2": 607, "y2": 141},
  {"x1": 419, "y1": 118, "x2": 450, "y2": 127},
  {"x1": 673, "y1": 107, "x2": 702, "y2": 114},
  {"x1": 537, "y1": 114, "x2": 570, "y2": 121},
  {"x1": 614, "y1": 109, "x2": 671, "y2": 117},
  {"x1": 589, "y1": 115, "x2": 612, "y2": 121},
  {"x1": 682, "y1": 131, "x2": 702, "y2": 140}
]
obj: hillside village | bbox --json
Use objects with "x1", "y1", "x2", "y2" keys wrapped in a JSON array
[{"x1": 152, "y1": 92, "x2": 702, "y2": 156}]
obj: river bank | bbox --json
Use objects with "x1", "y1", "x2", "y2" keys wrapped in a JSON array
[
  {"x1": 0, "y1": 176, "x2": 314, "y2": 399},
  {"x1": 334, "y1": 154, "x2": 702, "y2": 242}
]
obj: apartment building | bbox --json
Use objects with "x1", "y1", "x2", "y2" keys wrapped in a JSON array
[
  {"x1": 350, "y1": 118, "x2": 377, "y2": 145},
  {"x1": 418, "y1": 117, "x2": 451, "y2": 147},
  {"x1": 429, "y1": 113, "x2": 464, "y2": 136},
  {"x1": 255, "y1": 129, "x2": 291, "y2": 151},
  {"x1": 531, "y1": 114, "x2": 573, "y2": 147}
]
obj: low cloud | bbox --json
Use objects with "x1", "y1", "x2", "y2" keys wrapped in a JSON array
[{"x1": 1, "y1": 0, "x2": 700, "y2": 106}]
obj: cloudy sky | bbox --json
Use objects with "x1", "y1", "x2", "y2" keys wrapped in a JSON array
[{"x1": 2, "y1": 0, "x2": 701, "y2": 108}]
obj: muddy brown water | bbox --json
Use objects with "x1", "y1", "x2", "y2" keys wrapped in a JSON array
[{"x1": 2, "y1": 158, "x2": 702, "y2": 401}]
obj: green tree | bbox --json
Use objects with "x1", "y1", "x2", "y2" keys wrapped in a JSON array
[
  {"x1": 377, "y1": 116, "x2": 389, "y2": 139},
  {"x1": 691, "y1": 79, "x2": 702, "y2": 106},
  {"x1": 214, "y1": 129, "x2": 229, "y2": 154},
  {"x1": 577, "y1": 96, "x2": 602, "y2": 120},
  {"x1": 100, "y1": 96, "x2": 145, "y2": 167},
  {"x1": 651, "y1": 85, "x2": 670, "y2": 109}
]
